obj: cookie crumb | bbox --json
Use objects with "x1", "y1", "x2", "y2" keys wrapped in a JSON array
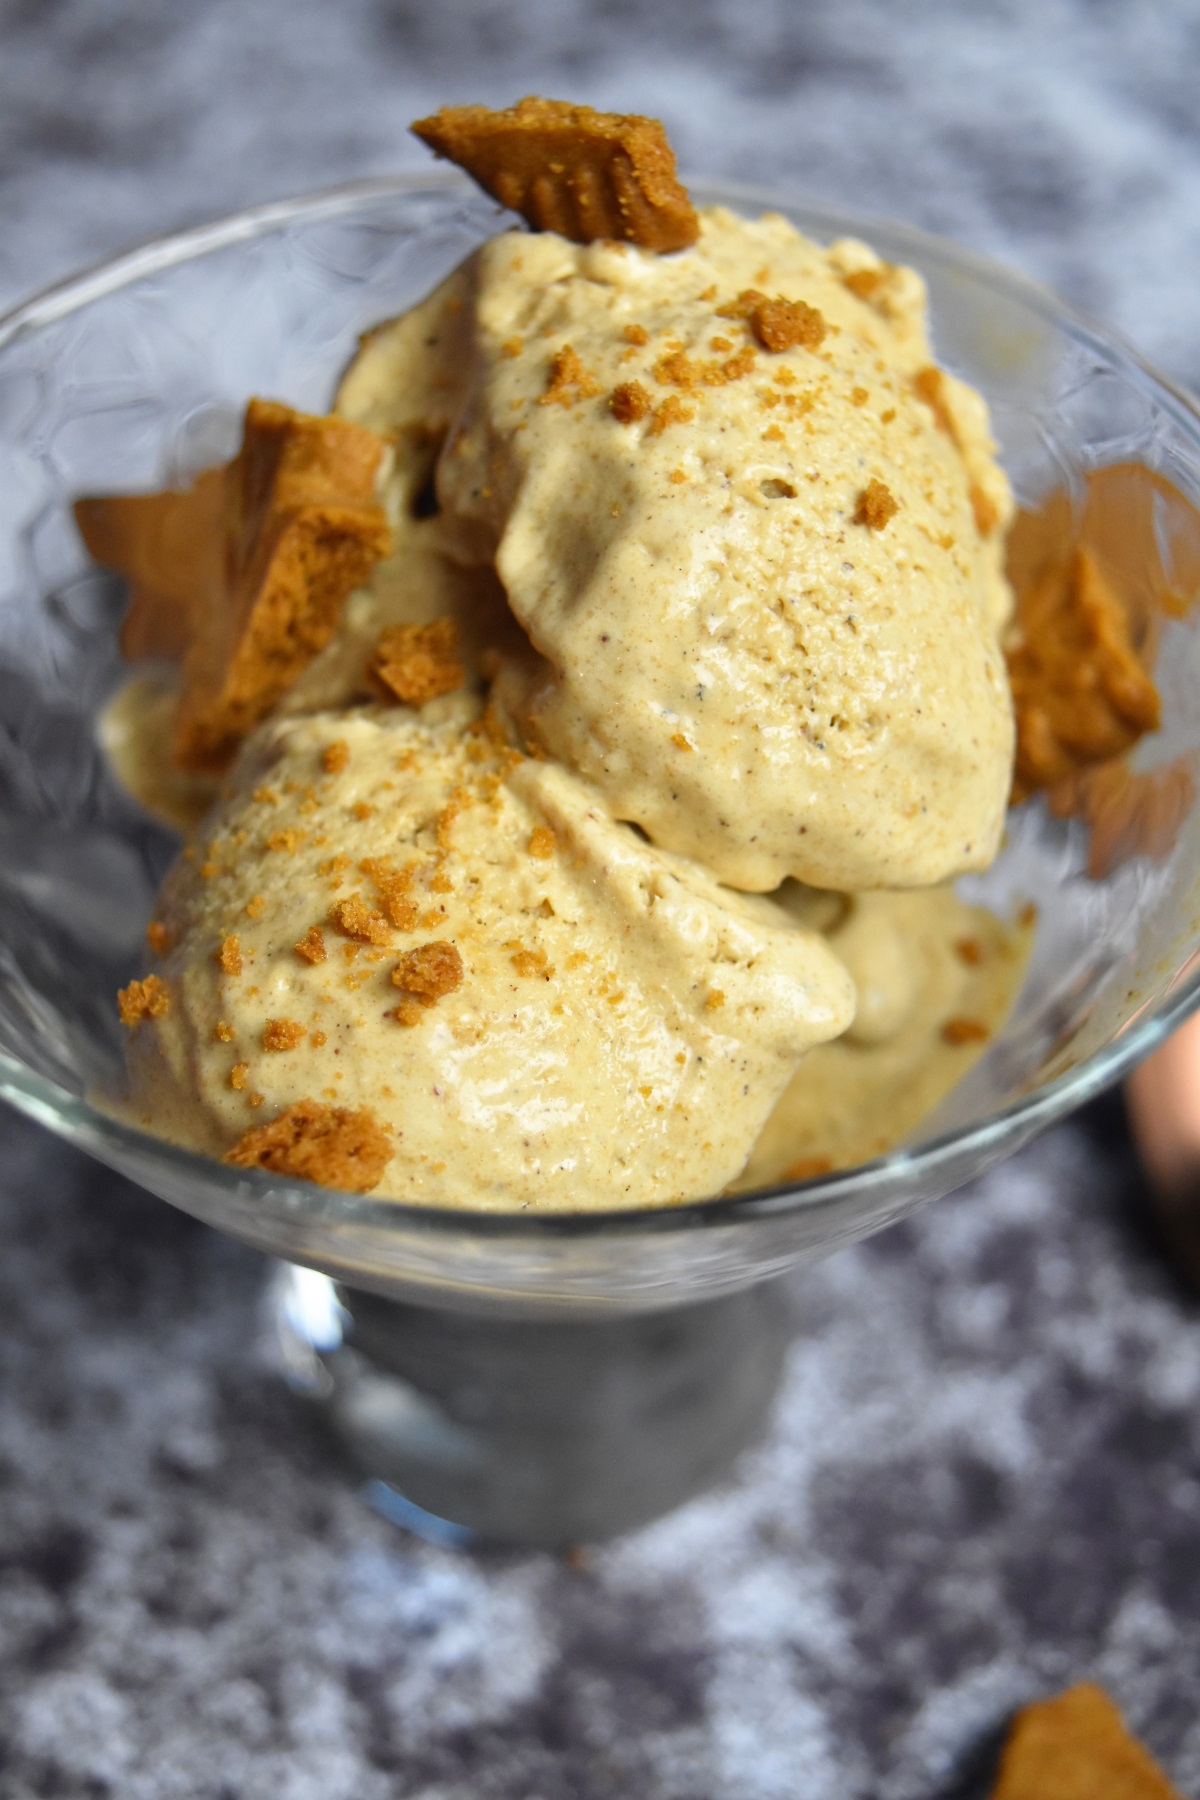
[
  {"x1": 854, "y1": 479, "x2": 899, "y2": 530},
  {"x1": 704, "y1": 989, "x2": 726, "y2": 1011},
  {"x1": 214, "y1": 1020, "x2": 235, "y2": 1043},
  {"x1": 230, "y1": 1062, "x2": 249, "y2": 1091},
  {"x1": 146, "y1": 920, "x2": 172, "y2": 955},
  {"x1": 623, "y1": 323, "x2": 650, "y2": 346},
  {"x1": 267, "y1": 828, "x2": 305, "y2": 854},
  {"x1": 914, "y1": 365, "x2": 954, "y2": 435},
  {"x1": 942, "y1": 1016, "x2": 990, "y2": 1045},
  {"x1": 295, "y1": 925, "x2": 328, "y2": 964},
  {"x1": 510, "y1": 944, "x2": 554, "y2": 979},
  {"x1": 751, "y1": 295, "x2": 826, "y2": 353},
  {"x1": 216, "y1": 935, "x2": 243, "y2": 976},
  {"x1": 263, "y1": 1017, "x2": 306, "y2": 1052},
  {"x1": 117, "y1": 974, "x2": 170, "y2": 1028},
  {"x1": 224, "y1": 1098, "x2": 392, "y2": 1192},
  {"x1": 610, "y1": 380, "x2": 652, "y2": 423},
  {"x1": 953, "y1": 936, "x2": 985, "y2": 967},
  {"x1": 392, "y1": 940, "x2": 464, "y2": 1013},
  {"x1": 330, "y1": 894, "x2": 393, "y2": 946},
  {"x1": 648, "y1": 395, "x2": 695, "y2": 436},
  {"x1": 528, "y1": 826, "x2": 557, "y2": 859},
  {"x1": 322, "y1": 740, "x2": 350, "y2": 775},
  {"x1": 541, "y1": 344, "x2": 602, "y2": 408},
  {"x1": 370, "y1": 618, "x2": 464, "y2": 706}
]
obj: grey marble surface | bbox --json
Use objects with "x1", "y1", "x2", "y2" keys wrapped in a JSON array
[{"x1": 3, "y1": 2, "x2": 1200, "y2": 1794}]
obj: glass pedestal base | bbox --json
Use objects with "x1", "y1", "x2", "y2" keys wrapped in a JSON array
[{"x1": 271, "y1": 1264, "x2": 791, "y2": 1548}]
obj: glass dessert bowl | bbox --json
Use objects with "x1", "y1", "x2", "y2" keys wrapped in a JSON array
[{"x1": 2, "y1": 174, "x2": 1200, "y2": 1545}]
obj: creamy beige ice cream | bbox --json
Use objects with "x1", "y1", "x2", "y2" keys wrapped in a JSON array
[
  {"x1": 338, "y1": 208, "x2": 1014, "y2": 891},
  {"x1": 123, "y1": 696, "x2": 854, "y2": 1209},
  {"x1": 736, "y1": 885, "x2": 1034, "y2": 1189},
  {"x1": 105, "y1": 195, "x2": 1030, "y2": 1209}
]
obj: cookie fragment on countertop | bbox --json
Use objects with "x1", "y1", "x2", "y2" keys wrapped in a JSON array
[
  {"x1": 224, "y1": 1098, "x2": 391, "y2": 1192},
  {"x1": 411, "y1": 97, "x2": 699, "y2": 252},
  {"x1": 989, "y1": 1682, "x2": 1182, "y2": 1800}
]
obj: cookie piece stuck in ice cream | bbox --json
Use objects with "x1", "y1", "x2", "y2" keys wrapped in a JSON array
[{"x1": 411, "y1": 97, "x2": 699, "y2": 252}]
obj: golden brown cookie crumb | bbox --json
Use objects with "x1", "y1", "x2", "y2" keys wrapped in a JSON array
[
  {"x1": 267, "y1": 828, "x2": 305, "y2": 854},
  {"x1": 330, "y1": 894, "x2": 393, "y2": 946},
  {"x1": 540, "y1": 344, "x2": 602, "y2": 408},
  {"x1": 295, "y1": 925, "x2": 328, "y2": 965},
  {"x1": 990, "y1": 1682, "x2": 1182, "y2": 1800},
  {"x1": 610, "y1": 379, "x2": 653, "y2": 423},
  {"x1": 262, "y1": 1017, "x2": 306, "y2": 1052},
  {"x1": 510, "y1": 945, "x2": 554, "y2": 979},
  {"x1": 370, "y1": 618, "x2": 465, "y2": 706},
  {"x1": 245, "y1": 894, "x2": 266, "y2": 919},
  {"x1": 214, "y1": 1020, "x2": 235, "y2": 1043},
  {"x1": 648, "y1": 395, "x2": 695, "y2": 436},
  {"x1": 322, "y1": 739, "x2": 350, "y2": 775},
  {"x1": 704, "y1": 989, "x2": 726, "y2": 1011},
  {"x1": 624, "y1": 323, "x2": 650, "y2": 346},
  {"x1": 229, "y1": 1061, "x2": 249, "y2": 1091},
  {"x1": 224, "y1": 1098, "x2": 392, "y2": 1192},
  {"x1": 671, "y1": 732, "x2": 694, "y2": 751},
  {"x1": 117, "y1": 974, "x2": 170, "y2": 1028},
  {"x1": 854, "y1": 479, "x2": 899, "y2": 530},
  {"x1": 750, "y1": 295, "x2": 827, "y2": 353},
  {"x1": 362, "y1": 859, "x2": 419, "y2": 931},
  {"x1": 1007, "y1": 547, "x2": 1161, "y2": 802},
  {"x1": 411, "y1": 97, "x2": 699, "y2": 252},
  {"x1": 391, "y1": 940, "x2": 464, "y2": 1011},
  {"x1": 145, "y1": 920, "x2": 172, "y2": 955},
  {"x1": 842, "y1": 266, "x2": 888, "y2": 300},
  {"x1": 954, "y1": 936, "x2": 985, "y2": 966},
  {"x1": 942, "y1": 1016, "x2": 990, "y2": 1045},
  {"x1": 216, "y1": 935, "x2": 243, "y2": 976},
  {"x1": 527, "y1": 826, "x2": 557, "y2": 859},
  {"x1": 914, "y1": 365, "x2": 954, "y2": 436}
]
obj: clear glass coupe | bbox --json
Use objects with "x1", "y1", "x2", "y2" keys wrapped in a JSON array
[{"x1": 2, "y1": 176, "x2": 1199, "y2": 1544}]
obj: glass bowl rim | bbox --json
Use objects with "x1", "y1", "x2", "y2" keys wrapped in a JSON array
[{"x1": 2, "y1": 168, "x2": 1199, "y2": 1243}]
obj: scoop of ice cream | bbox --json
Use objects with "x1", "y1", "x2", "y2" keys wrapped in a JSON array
[
  {"x1": 119, "y1": 697, "x2": 854, "y2": 1209},
  {"x1": 736, "y1": 884, "x2": 1033, "y2": 1188},
  {"x1": 338, "y1": 208, "x2": 1014, "y2": 891}
]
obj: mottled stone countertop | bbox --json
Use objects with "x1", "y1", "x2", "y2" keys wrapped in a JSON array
[{"x1": 3, "y1": 4, "x2": 1200, "y2": 1795}]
